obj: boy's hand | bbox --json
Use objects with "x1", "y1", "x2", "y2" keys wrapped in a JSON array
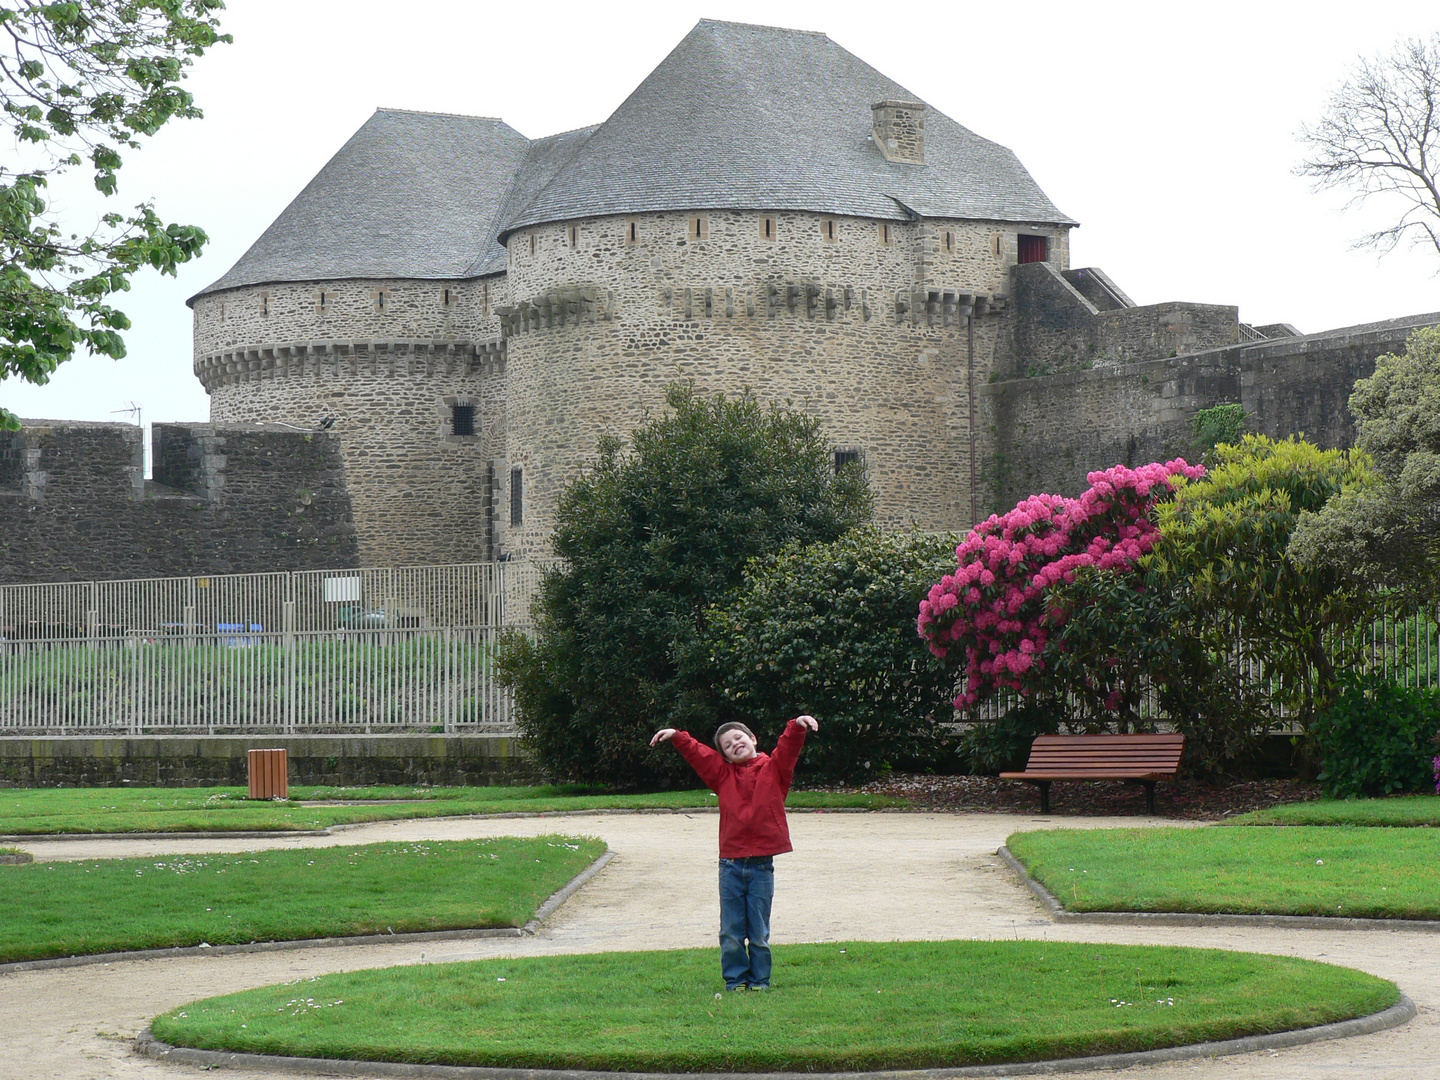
[
  {"x1": 794, "y1": 714, "x2": 819, "y2": 732},
  {"x1": 650, "y1": 728, "x2": 678, "y2": 746}
]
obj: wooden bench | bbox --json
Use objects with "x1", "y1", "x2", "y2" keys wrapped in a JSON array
[{"x1": 1000, "y1": 733, "x2": 1186, "y2": 814}]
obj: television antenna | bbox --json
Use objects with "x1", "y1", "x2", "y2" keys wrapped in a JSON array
[{"x1": 111, "y1": 402, "x2": 143, "y2": 426}]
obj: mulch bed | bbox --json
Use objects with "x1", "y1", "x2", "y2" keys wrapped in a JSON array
[{"x1": 808, "y1": 774, "x2": 1323, "y2": 821}]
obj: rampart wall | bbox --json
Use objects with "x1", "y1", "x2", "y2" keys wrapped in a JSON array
[
  {"x1": 1008, "y1": 261, "x2": 1240, "y2": 377},
  {"x1": 979, "y1": 312, "x2": 1440, "y2": 510},
  {"x1": 0, "y1": 422, "x2": 359, "y2": 584},
  {"x1": 199, "y1": 341, "x2": 495, "y2": 566}
]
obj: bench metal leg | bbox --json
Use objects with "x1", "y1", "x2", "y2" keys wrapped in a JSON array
[
  {"x1": 1036, "y1": 781, "x2": 1051, "y2": 814},
  {"x1": 1144, "y1": 781, "x2": 1156, "y2": 815}
]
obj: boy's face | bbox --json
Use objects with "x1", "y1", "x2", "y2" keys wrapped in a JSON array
[{"x1": 718, "y1": 728, "x2": 758, "y2": 764}]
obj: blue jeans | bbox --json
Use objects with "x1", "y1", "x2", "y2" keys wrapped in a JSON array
[{"x1": 719, "y1": 856, "x2": 773, "y2": 988}]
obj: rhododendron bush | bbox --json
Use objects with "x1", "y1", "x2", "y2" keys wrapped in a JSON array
[{"x1": 918, "y1": 460, "x2": 1204, "y2": 709}]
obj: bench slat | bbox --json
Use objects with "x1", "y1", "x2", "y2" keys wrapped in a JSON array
[{"x1": 1000, "y1": 733, "x2": 1186, "y2": 814}]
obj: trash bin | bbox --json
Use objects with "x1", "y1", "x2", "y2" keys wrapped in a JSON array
[{"x1": 247, "y1": 748, "x2": 289, "y2": 800}]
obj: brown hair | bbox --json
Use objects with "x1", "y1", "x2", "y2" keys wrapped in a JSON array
[{"x1": 713, "y1": 721, "x2": 756, "y2": 750}]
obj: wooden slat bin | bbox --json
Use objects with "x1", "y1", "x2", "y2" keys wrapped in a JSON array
[
  {"x1": 247, "y1": 748, "x2": 289, "y2": 800},
  {"x1": 1000, "y1": 733, "x2": 1185, "y2": 815}
]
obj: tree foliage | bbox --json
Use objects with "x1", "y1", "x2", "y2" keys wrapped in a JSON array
[
  {"x1": 0, "y1": 0, "x2": 229, "y2": 428},
  {"x1": 701, "y1": 528, "x2": 959, "y2": 783},
  {"x1": 1147, "y1": 435, "x2": 1382, "y2": 745},
  {"x1": 1290, "y1": 327, "x2": 1440, "y2": 605},
  {"x1": 917, "y1": 460, "x2": 1203, "y2": 708},
  {"x1": 1297, "y1": 32, "x2": 1440, "y2": 262},
  {"x1": 498, "y1": 383, "x2": 872, "y2": 788}
]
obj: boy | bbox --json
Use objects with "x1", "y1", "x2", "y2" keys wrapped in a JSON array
[{"x1": 650, "y1": 714, "x2": 818, "y2": 991}]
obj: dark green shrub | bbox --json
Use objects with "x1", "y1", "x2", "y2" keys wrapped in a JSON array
[
  {"x1": 497, "y1": 383, "x2": 871, "y2": 788},
  {"x1": 960, "y1": 700, "x2": 1060, "y2": 775},
  {"x1": 1310, "y1": 676, "x2": 1440, "y2": 797},
  {"x1": 697, "y1": 528, "x2": 959, "y2": 783}
]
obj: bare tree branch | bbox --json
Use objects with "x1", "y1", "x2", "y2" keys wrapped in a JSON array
[{"x1": 1297, "y1": 33, "x2": 1440, "y2": 264}]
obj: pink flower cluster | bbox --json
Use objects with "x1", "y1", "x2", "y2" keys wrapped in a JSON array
[{"x1": 917, "y1": 460, "x2": 1205, "y2": 707}]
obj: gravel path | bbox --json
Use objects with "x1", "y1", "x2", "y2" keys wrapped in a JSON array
[{"x1": 2, "y1": 811, "x2": 1435, "y2": 1080}]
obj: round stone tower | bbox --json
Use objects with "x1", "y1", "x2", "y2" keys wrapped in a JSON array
[{"x1": 190, "y1": 20, "x2": 1075, "y2": 566}]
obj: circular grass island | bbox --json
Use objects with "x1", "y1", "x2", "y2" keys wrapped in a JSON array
[{"x1": 149, "y1": 939, "x2": 1402, "y2": 1073}]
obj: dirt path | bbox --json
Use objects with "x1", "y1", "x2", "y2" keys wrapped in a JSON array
[{"x1": 2, "y1": 811, "x2": 1435, "y2": 1079}]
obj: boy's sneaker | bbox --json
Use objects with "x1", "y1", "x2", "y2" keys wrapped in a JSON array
[
  {"x1": 727, "y1": 984, "x2": 748, "y2": 992},
  {"x1": 748, "y1": 984, "x2": 769, "y2": 991}
]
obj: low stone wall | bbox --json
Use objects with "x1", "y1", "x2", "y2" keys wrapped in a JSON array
[{"x1": 0, "y1": 734, "x2": 538, "y2": 788}]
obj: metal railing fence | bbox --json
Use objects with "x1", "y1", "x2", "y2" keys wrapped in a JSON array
[
  {"x1": 960, "y1": 603, "x2": 1440, "y2": 726},
  {"x1": 0, "y1": 563, "x2": 544, "y2": 735}
]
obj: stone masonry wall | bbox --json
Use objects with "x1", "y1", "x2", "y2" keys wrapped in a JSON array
[
  {"x1": 1009, "y1": 261, "x2": 1238, "y2": 377},
  {"x1": 0, "y1": 422, "x2": 358, "y2": 584},
  {"x1": 203, "y1": 348, "x2": 490, "y2": 567},
  {"x1": 192, "y1": 278, "x2": 502, "y2": 356},
  {"x1": 0, "y1": 734, "x2": 537, "y2": 787},
  {"x1": 979, "y1": 313, "x2": 1440, "y2": 511},
  {"x1": 497, "y1": 209, "x2": 1069, "y2": 554}
]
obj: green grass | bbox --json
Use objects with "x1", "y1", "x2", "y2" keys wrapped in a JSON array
[
  {"x1": 1230, "y1": 794, "x2": 1440, "y2": 826},
  {"x1": 150, "y1": 941, "x2": 1399, "y2": 1071},
  {"x1": 0, "y1": 836, "x2": 602, "y2": 963},
  {"x1": 0, "y1": 784, "x2": 901, "y2": 835},
  {"x1": 1008, "y1": 826, "x2": 1440, "y2": 918},
  {"x1": 0, "y1": 845, "x2": 26, "y2": 856}
]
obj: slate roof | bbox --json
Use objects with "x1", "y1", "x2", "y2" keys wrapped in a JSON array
[
  {"x1": 190, "y1": 109, "x2": 530, "y2": 302},
  {"x1": 192, "y1": 20, "x2": 1073, "y2": 302},
  {"x1": 504, "y1": 20, "x2": 1074, "y2": 236}
]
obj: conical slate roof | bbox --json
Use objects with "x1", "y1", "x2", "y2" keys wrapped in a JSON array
[
  {"x1": 502, "y1": 20, "x2": 1074, "y2": 235},
  {"x1": 192, "y1": 21, "x2": 1073, "y2": 302},
  {"x1": 190, "y1": 109, "x2": 530, "y2": 302}
]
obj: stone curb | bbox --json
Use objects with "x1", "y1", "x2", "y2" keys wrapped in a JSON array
[
  {"x1": 997, "y1": 846, "x2": 1440, "y2": 932},
  {"x1": 0, "y1": 849, "x2": 615, "y2": 975},
  {"x1": 133, "y1": 996, "x2": 1417, "y2": 1079}
]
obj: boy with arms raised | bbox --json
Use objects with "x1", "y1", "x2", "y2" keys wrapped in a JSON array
[{"x1": 650, "y1": 715, "x2": 818, "y2": 991}]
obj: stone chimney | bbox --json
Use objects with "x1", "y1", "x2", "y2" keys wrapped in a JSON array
[{"x1": 871, "y1": 100, "x2": 926, "y2": 165}]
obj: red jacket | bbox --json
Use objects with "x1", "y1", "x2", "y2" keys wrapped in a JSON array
[{"x1": 672, "y1": 720, "x2": 809, "y2": 858}]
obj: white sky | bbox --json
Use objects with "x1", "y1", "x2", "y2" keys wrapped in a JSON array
[{"x1": 6, "y1": 0, "x2": 1439, "y2": 430}]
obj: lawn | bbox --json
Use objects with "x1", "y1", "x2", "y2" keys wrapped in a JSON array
[
  {"x1": 1230, "y1": 794, "x2": 1440, "y2": 827},
  {"x1": 1007, "y1": 826, "x2": 1440, "y2": 918},
  {"x1": 150, "y1": 940, "x2": 1400, "y2": 1072},
  {"x1": 0, "y1": 784, "x2": 901, "y2": 835},
  {"x1": 0, "y1": 836, "x2": 602, "y2": 964}
]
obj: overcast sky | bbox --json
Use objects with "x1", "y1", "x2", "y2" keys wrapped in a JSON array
[{"x1": 6, "y1": 0, "x2": 1439, "y2": 431}]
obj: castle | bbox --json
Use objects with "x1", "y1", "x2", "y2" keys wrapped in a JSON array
[
  {"x1": 9, "y1": 19, "x2": 1433, "y2": 585},
  {"x1": 184, "y1": 18, "x2": 1440, "y2": 568}
]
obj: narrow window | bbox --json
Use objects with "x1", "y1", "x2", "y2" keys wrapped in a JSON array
[
  {"x1": 944, "y1": 230, "x2": 953, "y2": 252},
  {"x1": 372, "y1": 287, "x2": 390, "y2": 313},
  {"x1": 450, "y1": 403, "x2": 476, "y2": 437},
  {"x1": 879, "y1": 222, "x2": 892, "y2": 245},
  {"x1": 627, "y1": 219, "x2": 639, "y2": 245},
  {"x1": 529, "y1": 232, "x2": 537, "y2": 256},
  {"x1": 315, "y1": 290, "x2": 330, "y2": 314},
  {"x1": 690, "y1": 215, "x2": 707, "y2": 241},
  {"x1": 833, "y1": 449, "x2": 862, "y2": 473},
  {"x1": 822, "y1": 218, "x2": 837, "y2": 242},
  {"x1": 1018, "y1": 234, "x2": 1048, "y2": 264},
  {"x1": 510, "y1": 467, "x2": 524, "y2": 526},
  {"x1": 219, "y1": 301, "x2": 227, "y2": 321},
  {"x1": 569, "y1": 224, "x2": 578, "y2": 248},
  {"x1": 994, "y1": 233, "x2": 1003, "y2": 258},
  {"x1": 760, "y1": 215, "x2": 775, "y2": 241},
  {"x1": 482, "y1": 280, "x2": 490, "y2": 316},
  {"x1": 260, "y1": 293, "x2": 269, "y2": 317}
]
